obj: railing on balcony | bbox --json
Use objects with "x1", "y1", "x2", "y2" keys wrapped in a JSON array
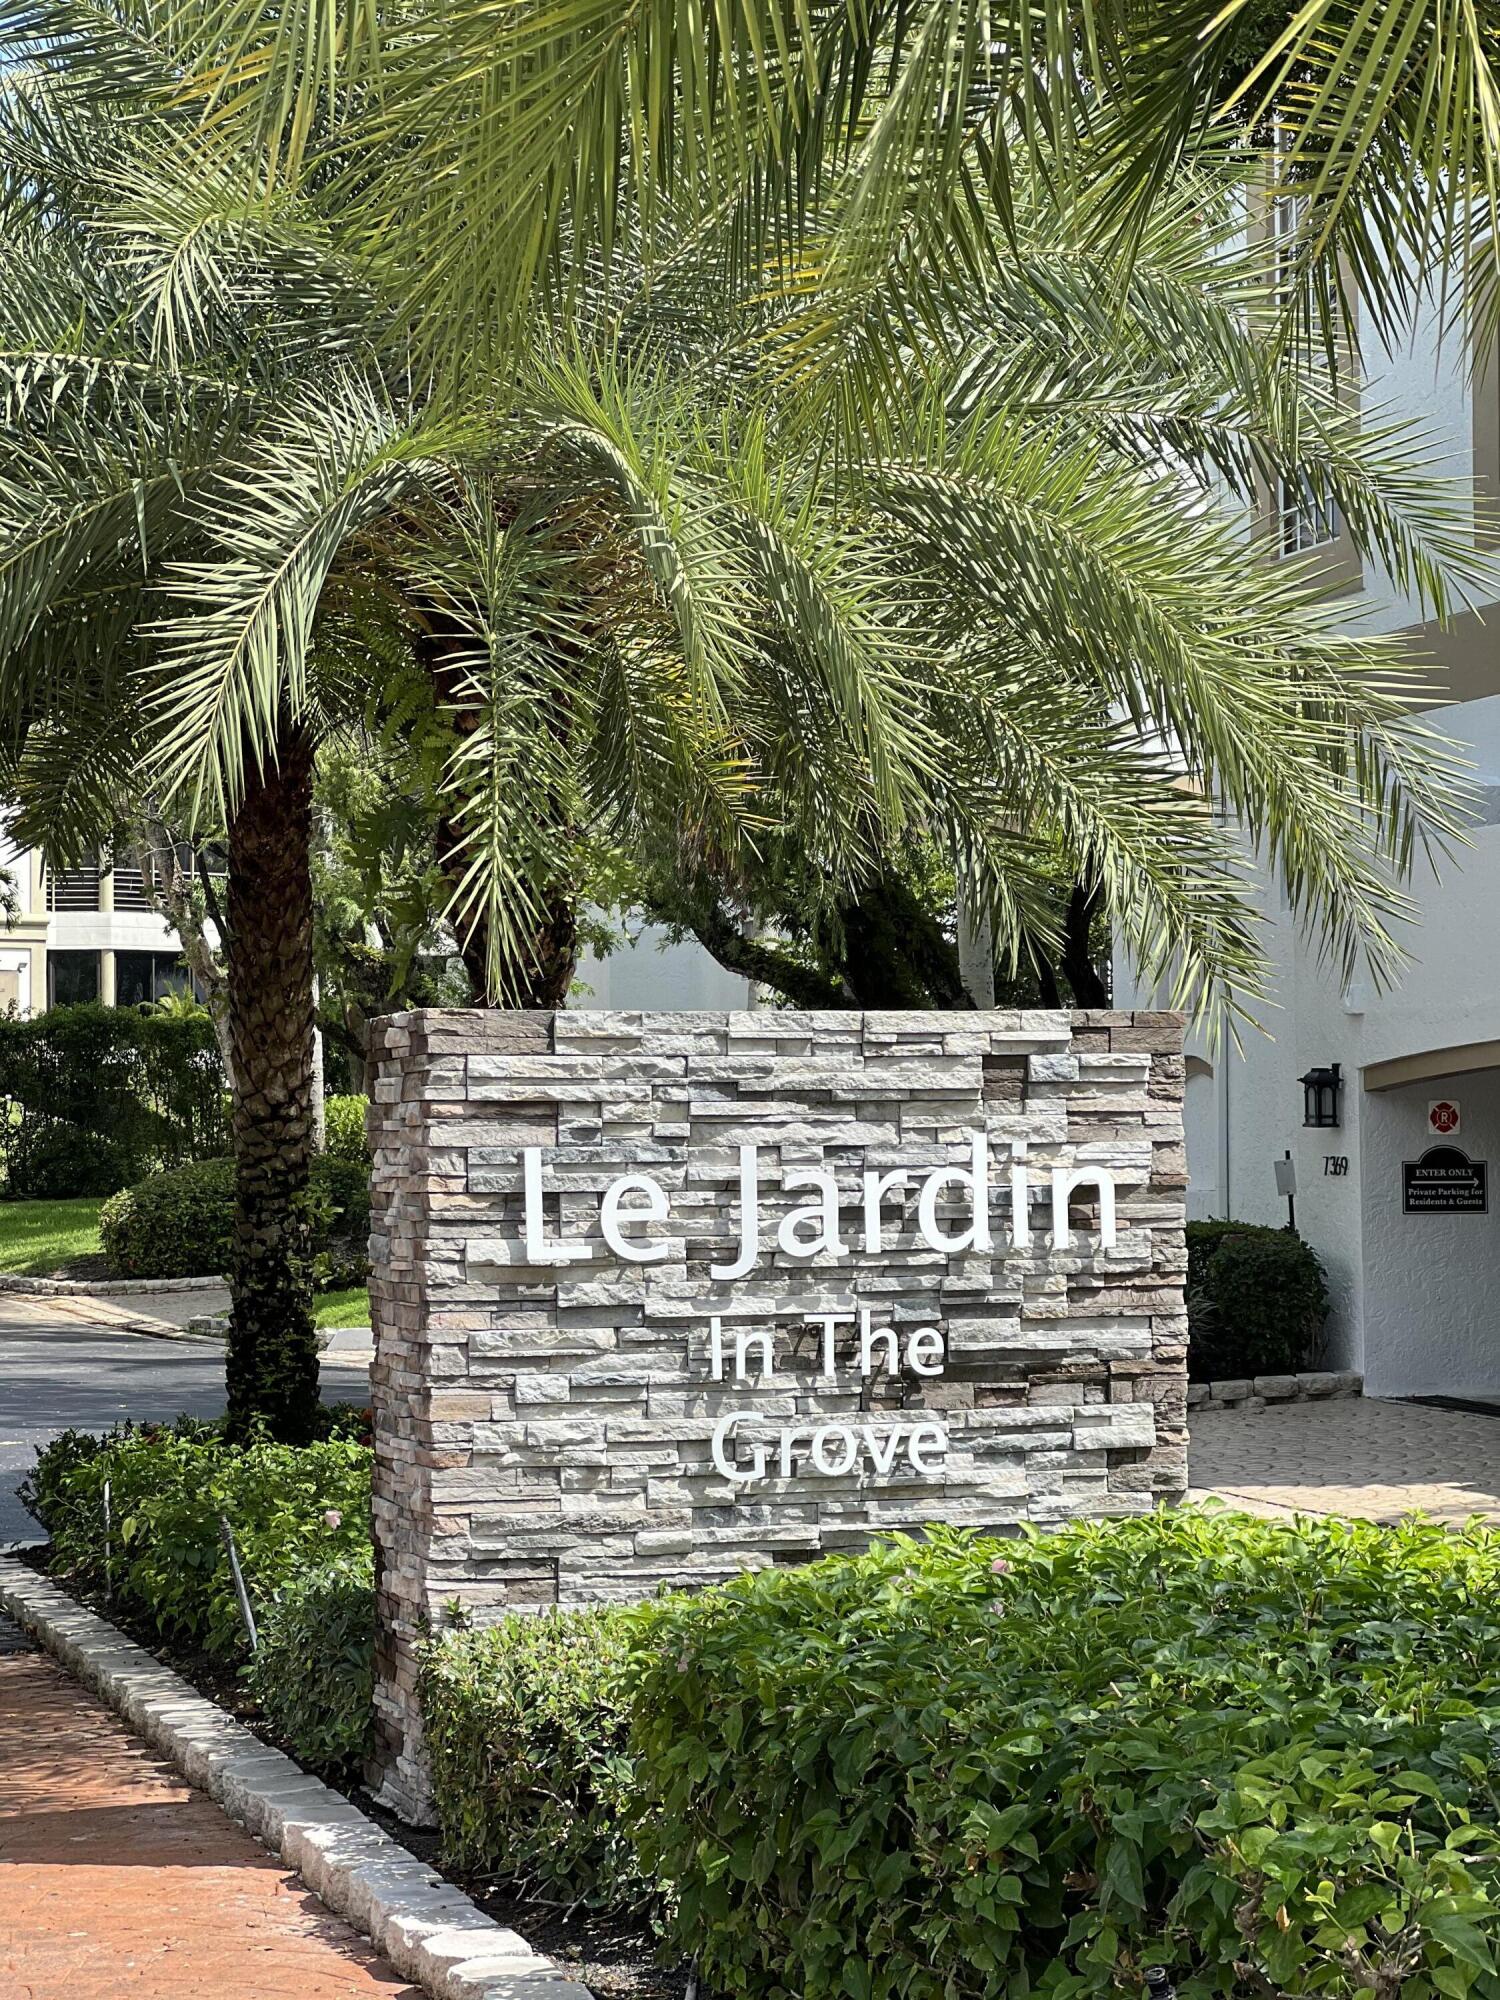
[
  {"x1": 45, "y1": 858, "x2": 101, "y2": 912},
  {"x1": 111, "y1": 864, "x2": 152, "y2": 912}
]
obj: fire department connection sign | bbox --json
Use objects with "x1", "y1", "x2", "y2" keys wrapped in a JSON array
[{"x1": 1429, "y1": 1099, "x2": 1462, "y2": 1137}]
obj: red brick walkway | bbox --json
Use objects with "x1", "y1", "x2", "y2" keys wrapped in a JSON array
[{"x1": 0, "y1": 1641, "x2": 420, "y2": 1999}]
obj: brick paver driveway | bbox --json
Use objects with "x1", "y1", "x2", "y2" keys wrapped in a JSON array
[{"x1": 1190, "y1": 1397, "x2": 1500, "y2": 1522}]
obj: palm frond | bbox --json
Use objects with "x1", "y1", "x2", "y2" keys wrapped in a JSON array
[{"x1": 145, "y1": 376, "x2": 487, "y2": 815}]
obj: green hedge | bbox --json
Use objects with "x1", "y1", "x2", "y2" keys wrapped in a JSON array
[
  {"x1": 323, "y1": 1094, "x2": 370, "y2": 1163},
  {"x1": 0, "y1": 1003, "x2": 227, "y2": 1195},
  {"x1": 625, "y1": 1517, "x2": 1500, "y2": 2000},
  {"x1": 248, "y1": 1555, "x2": 375, "y2": 1776},
  {"x1": 420, "y1": 1608, "x2": 652, "y2": 1915},
  {"x1": 412, "y1": 1514, "x2": 1500, "y2": 1997},
  {"x1": 26, "y1": 1417, "x2": 371, "y2": 1662},
  {"x1": 99, "y1": 1155, "x2": 371, "y2": 1281},
  {"x1": 38, "y1": 1409, "x2": 1500, "y2": 2000},
  {"x1": 1186, "y1": 1220, "x2": 1329, "y2": 1380},
  {"x1": 15, "y1": 1124, "x2": 135, "y2": 1198}
]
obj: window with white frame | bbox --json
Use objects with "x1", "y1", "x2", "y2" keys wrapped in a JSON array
[{"x1": 1276, "y1": 472, "x2": 1339, "y2": 555}]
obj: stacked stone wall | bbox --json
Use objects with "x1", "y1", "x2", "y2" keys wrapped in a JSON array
[{"x1": 366, "y1": 1008, "x2": 1186, "y2": 1815}]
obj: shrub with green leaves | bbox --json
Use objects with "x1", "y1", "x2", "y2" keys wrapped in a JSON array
[
  {"x1": 38, "y1": 1421, "x2": 370, "y2": 1661},
  {"x1": 629, "y1": 1513, "x2": 1500, "y2": 2000},
  {"x1": 249, "y1": 1555, "x2": 375, "y2": 1775},
  {"x1": 421, "y1": 1607, "x2": 654, "y2": 1915},
  {"x1": 0, "y1": 1001, "x2": 227, "y2": 1191},
  {"x1": 99, "y1": 1156, "x2": 234, "y2": 1277},
  {"x1": 1186, "y1": 1219, "x2": 1329, "y2": 1381},
  {"x1": 12, "y1": 1122, "x2": 134, "y2": 1198},
  {"x1": 99, "y1": 1154, "x2": 371, "y2": 1281},
  {"x1": 322, "y1": 1094, "x2": 370, "y2": 1163},
  {"x1": 17, "y1": 1423, "x2": 119, "y2": 1539}
]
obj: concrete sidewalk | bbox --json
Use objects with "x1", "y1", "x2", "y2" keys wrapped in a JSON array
[
  {"x1": 5, "y1": 1283, "x2": 232, "y2": 1340},
  {"x1": 0, "y1": 1615, "x2": 417, "y2": 1999}
]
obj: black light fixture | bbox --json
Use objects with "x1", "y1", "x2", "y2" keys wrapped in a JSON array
[{"x1": 1299, "y1": 1062, "x2": 1342, "y2": 1129}]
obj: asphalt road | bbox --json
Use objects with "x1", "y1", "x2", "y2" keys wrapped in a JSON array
[{"x1": 0, "y1": 1304, "x2": 371, "y2": 1544}]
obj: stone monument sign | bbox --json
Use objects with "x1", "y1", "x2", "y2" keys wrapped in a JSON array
[{"x1": 366, "y1": 1007, "x2": 1186, "y2": 1814}]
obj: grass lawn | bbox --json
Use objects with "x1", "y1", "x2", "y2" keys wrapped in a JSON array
[
  {"x1": 313, "y1": 1285, "x2": 371, "y2": 1329},
  {"x1": 0, "y1": 1196, "x2": 105, "y2": 1275},
  {"x1": 0, "y1": 1194, "x2": 371, "y2": 1325},
  {"x1": 0, "y1": 1198, "x2": 371, "y2": 1326}
]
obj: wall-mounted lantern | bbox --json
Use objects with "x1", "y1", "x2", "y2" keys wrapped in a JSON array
[{"x1": 1299, "y1": 1063, "x2": 1342, "y2": 1129}]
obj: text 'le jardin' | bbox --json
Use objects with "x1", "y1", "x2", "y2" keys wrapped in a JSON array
[{"x1": 516, "y1": 1134, "x2": 1120, "y2": 1492}]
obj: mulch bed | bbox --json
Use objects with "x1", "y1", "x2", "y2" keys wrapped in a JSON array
[
  {"x1": 40, "y1": 1253, "x2": 114, "y2": 1282},
  {"x1": 15, "y1": 1545, "x2": 688, "y2": 2000}
]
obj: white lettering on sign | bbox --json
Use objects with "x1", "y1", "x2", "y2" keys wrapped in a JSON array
[
  {"x1": 598, "y1": 1173, "x2": 670, "y2": 1264},
  {"x1": 710, "y1": 1410, "x2": 949, "y2": 1487},
  {"x1": 703, "y1": 1307, "x2": 950, "y2": 1488},
  {"x1": 519, "y1": 1133, "x2": 1118, "y2": 1271},
  {"x1": 516, "y1": 1135, "x2": 1119, "y2": 1494}
]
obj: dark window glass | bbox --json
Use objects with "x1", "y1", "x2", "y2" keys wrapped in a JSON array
[
  {"x1": 48, "y1": 951, "x2": 100, "y2": 1007},
  {"x1": 114, "y1": 951, "x2": 155, "y2": 1008},
  {"x1": 152, "y1": 957, "x2": 192, "y2": 1001},
  {"x1": 114, "y1": 951, "x2": 192, "y2": 1007}
]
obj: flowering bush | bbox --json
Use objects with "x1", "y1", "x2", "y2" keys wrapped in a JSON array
[{"x1": 27, "y1": 1415, "x2": 370, "y2": 1662}]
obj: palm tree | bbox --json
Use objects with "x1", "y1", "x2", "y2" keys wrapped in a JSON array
[
  {"x1": 0, "y1": 2, "x2": 1487, "y2": 1438},
  {"x1": 81, "y1": 0, "x2": 1499, "y2": 384}
]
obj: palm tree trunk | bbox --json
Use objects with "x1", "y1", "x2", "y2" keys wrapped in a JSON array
[
  {"x1": 435, "y1": 832, "x2": 579, "y2": 1006},
  {"x1": 224, "y1": 725, "x2": 320, "y2": 1444},
  {"x1": 1061, "y1": 877, "x2": 1109, "y2": 1007}
]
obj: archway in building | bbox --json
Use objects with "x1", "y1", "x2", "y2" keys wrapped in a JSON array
[{"x1": 1361, "y1": 1049, "x2": 1500, "y2": 1398}]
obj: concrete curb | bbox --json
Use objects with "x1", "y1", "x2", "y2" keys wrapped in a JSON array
[
  {"x1": 0, "y1": 1273, "x2": 227, "y2": 1297},
  {"x1": 0, "y1": 1558, "x2": 593, "y2": 2000}
]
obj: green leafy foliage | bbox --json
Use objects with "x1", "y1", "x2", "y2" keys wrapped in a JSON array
[
  {"x1": 31, "y1": 1419, "x2": 370, "y2": 1663},
  {"x1": 0, "y1": 1004, "x2": 228, "y2": 1195},
  {"x1": 629, "y1": 1515, "x2": 1500, "y2": 2000},
  {"x1": 8, "y1": 1125, "x2": 132, "y2": 1199},
  {"x1": 99, "y1": 1155, "x2": 370, "y2": 1282},
  {"x1": 322, "y1": 1095, "x2": 370, "y2": 1164},
  {"x1": 249, "y1": 1555, "x2": 374, "y2": 1776},
  {"x1": 17, "y1": 1424, "x2": 115, "y2": 1539},
  {"x1": 420, "y1": 1608, "x2": 654, "y2": 1916},
  {"x1": 311, "y1": 737, "x2": 473, "y2": 1088},
  {"x1": 33, "y1": 1418, "x2": 1500, "y2": 2000},
  {"x1": 306, "y1": 1156, "x2": 373, "y2": 1291},
  {"x1": 1187, "y1": 1220, "x2": 1330, "y2": 1381},
  {"x1": 0, "y1": 21, "x2": 1488, "y2": 1034}
]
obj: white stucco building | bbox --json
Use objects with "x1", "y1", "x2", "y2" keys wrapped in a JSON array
[
  {"x1": 0, "y1": 841, "x2": 199, "y2": 1014},
  {"x1": 1117, "y1": 296, "x2": 1500, "y2": 1398},
  {"x1": 0, "y1": 823, "x2": 754, "y2": 1025}
]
